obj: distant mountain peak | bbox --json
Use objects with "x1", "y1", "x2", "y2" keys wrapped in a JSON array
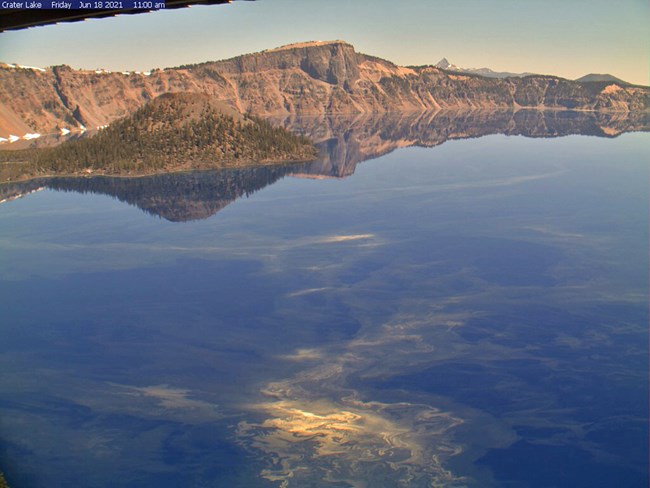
[
  {"x1": 435, "y1": 58, "x2": 451, "y2": 69},
  {"x1": 576, "y1": 73, "x2": 628, "y2": 84},
  {"x1": 431, "y1": 57, "x2": 534, "y2": 79}
]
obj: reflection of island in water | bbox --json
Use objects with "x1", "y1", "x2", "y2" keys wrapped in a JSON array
[{"x1": 2, "y1": 110, "x2": 648, "y2": 221}]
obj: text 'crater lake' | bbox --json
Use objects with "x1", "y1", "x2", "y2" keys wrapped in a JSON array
[{"x1": 0, "y1": 111, "x2": 648, "y2": 488}]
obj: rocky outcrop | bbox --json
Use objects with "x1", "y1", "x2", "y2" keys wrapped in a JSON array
[{"x1": 1, "y1": 40, "x2": 648, "y2": 139}]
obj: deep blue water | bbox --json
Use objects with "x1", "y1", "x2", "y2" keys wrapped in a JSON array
[{"x1": 0, "y1": 125, "x2": 648, "y2": 487}]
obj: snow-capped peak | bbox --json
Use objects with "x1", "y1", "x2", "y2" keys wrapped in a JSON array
[{"x1": 435, "y1": 58, "x2": 451, "y2": 69}]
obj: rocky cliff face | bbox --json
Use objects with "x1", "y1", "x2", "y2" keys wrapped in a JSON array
[{"x1": 1, "y1": 40, "x2": 648, "y2": 139}]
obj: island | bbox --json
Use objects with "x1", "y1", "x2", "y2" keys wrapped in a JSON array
[{"x1": 0, "y1": 92, "x2": 317, "y2": 182}]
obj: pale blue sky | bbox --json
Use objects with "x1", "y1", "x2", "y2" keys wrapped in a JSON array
[{"x1": 0, "y1": 0, "x2": 648, "y2": 84}]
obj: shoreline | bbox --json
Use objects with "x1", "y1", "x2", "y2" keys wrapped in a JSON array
[
  {"x1": 2, "y1": 107, "x2": 648, "y2": 147},
  {"x1": 0, "y1": 154, "x2": 318, "y2": 185}
]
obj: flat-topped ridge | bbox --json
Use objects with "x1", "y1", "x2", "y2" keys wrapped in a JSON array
[{"x1": 263, "y1": 40, "x2": 352, "y2": 53}]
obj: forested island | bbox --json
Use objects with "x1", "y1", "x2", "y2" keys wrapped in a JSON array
[{"x1": 0, "y1": 93, "x2": 316, "y2": 182}]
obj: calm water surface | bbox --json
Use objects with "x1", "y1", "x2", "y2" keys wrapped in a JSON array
[{"x1": 0, "y1": 114, "x2": 648, "y2": 487}]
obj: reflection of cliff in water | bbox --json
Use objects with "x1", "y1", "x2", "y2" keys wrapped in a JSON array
[
  {"x1": 282, "y1": 109, "x2": 650, "y2": 178},
  {"x1": 1, "y1": 110, "x2": 648, "y2": 221}
]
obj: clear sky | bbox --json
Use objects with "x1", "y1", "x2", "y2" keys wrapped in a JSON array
[{"x1": 0, "y1": 0, "x2": 648, "y2": 84}]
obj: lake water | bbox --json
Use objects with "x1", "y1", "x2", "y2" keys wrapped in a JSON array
[{"x1": 0, "y1": 111, "x2": 648, "y2": 487}]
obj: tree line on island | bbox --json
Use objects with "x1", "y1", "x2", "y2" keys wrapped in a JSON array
[{"x1": 0, "y1": 93, "x2": 316, "y2": 182}]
